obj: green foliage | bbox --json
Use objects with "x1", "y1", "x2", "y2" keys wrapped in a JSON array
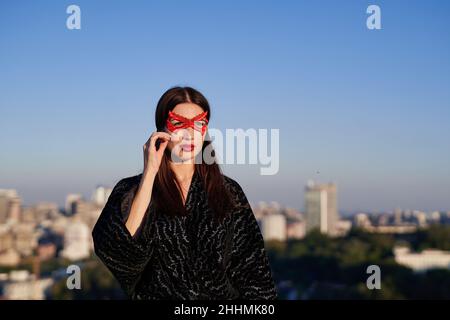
[
  {"x1": 15, "y1": 224, "x2": 447, "y2": 300},
  {"x1": 267, "y1": 224, "x2": 450, "y2": 299},
  {"x1": 412, "y1": 225, "x2": 450, "y2": 251},
  {"x1": 49, "y1": 258, "x2": 126, "y2": 300}
]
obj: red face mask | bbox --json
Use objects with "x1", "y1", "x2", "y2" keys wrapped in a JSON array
[{"x1": 166, "y1": 110, "x2": 209, "y2": 135}]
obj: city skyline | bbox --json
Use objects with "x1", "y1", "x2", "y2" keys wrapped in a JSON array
[
  {"x1": 1, "y1": 1, "x2": 450, "y2": 211},
  {"x1": 1, "y1": 170, "x2": 449, "y2": 300},
  {"x1": 2, "y1": 181, "x2": 449, "y2": 216}
]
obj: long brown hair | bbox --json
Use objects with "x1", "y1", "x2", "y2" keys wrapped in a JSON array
[{"x1": 152, "y1": 86, "x2": 234, "y2": 222}]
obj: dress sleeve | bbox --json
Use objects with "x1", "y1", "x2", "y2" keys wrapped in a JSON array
[
  {"x1": 91, "y1": 177, "x2": 156, "y2": 297},
  {"x1": 225, "y1": 179, "x2": 278, "y2": 300}
]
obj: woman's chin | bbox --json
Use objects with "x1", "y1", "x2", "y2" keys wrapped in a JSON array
[{"x1": 169, "y1": 152, "x2": 194, "y2": 163}]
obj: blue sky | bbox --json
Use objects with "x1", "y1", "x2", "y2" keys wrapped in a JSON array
[{"x1": 1, "y1": 0, "x2": 449, "y2": 212}]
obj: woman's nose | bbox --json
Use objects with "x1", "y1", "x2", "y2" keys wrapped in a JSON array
[{"x1": 180, "y1": 128, "x2": 194, "y2": 141}]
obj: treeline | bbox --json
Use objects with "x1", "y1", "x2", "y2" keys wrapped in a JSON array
[
  {"x1": 266, "y1": 225, "x2": 450, "y2": 299},
  {"x1": 47, "y1": 225, "x2": 450, "y2": 299}
]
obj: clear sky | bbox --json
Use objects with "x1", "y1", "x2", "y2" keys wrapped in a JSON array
[{"x1": 1, "y1": 0, "x2": 449, "y2": 212}]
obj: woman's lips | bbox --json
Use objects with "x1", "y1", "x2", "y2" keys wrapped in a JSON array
[{"x1": 181, "y1": 144, "x2": 195, "y2": 152}]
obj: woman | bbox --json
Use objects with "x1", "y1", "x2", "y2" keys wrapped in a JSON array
[{"x1": 92, "y1": 86, "x2": 277, "y2": 300}]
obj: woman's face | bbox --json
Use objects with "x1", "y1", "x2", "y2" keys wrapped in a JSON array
[{"x1": 165, "y1": 103, "x2": 208, "y2": 163}]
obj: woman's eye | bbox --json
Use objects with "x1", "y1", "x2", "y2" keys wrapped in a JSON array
[
  {"x1": 194, "y1": 121, "x2": 206, "y2": 127},
  {"x1": 171, "y1": 120, "x2": 182, "y2": 126}
]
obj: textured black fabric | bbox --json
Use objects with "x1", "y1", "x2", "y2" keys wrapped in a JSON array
[{"x1": 92, "y1": 170, "x2": 278, "y2": 300}]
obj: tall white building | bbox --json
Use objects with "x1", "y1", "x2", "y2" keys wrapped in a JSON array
[
  {"x1": 61, "y1": 219, "x2": 90, "y2": 261},
  {"x1": 261, "y1": 213, "x2": 286, "y2": 241},
  {"x1": 91, "y1": 186, "x2": 112, "y2": 207},
  {"x1": 413, "y1": 210, "x2": 427, "y2": 227},
  {"x1": 305, "y1": 181, "x2": 339, "y2": 235},
  {"x1": 0, "y1": 189, "x2": 21, "y2": 224}
]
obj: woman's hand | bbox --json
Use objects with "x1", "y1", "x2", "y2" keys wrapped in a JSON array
[
  {"x1": 143, "y1": 131, "x2": 179, "y2": 175},
  {"x1": 125, "y1": 131, "x2": 180, "y2": 236}
]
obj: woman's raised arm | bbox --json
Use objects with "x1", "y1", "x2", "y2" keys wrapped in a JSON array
[{"x1": 92, "y1": 176, "x2": 157, "y2": 297}]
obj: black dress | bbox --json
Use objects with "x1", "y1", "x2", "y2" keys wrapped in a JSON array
[{"x1": 92, "y1": 170, "x2": 278, "y2": 300}]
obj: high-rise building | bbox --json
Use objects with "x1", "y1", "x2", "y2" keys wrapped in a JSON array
[
  {"x1": 305, "y1": 181, "x2": 339, "y2": 235},
  {"x1": 61, "y1": 218, "x2": 90, "y2": 261},
  {"x1": 0, "y1": 189, "x2": 21, "y2": 224},
  {"x1": 261, "y1": 213, "x2": 286, "y2": 241},
  {"x1": 91, "y1": 186, "x2": 112, "y2": 207}
]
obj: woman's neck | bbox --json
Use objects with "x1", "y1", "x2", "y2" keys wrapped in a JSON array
[{"x1": 169, "y1": 161, "x2": 195, "y2": 182}]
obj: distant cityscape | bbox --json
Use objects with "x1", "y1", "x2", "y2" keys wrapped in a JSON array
[{"x1": 0, "y1": 181, "x2": 449, "y2": 299}]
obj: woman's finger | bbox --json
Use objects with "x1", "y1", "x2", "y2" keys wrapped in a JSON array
[
  {"x1": 156, "y1": 132, "x2": 172, "y2": 139},
  {"x1": 150, "y1": 132, "x2": 172, "y2": 145}
]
